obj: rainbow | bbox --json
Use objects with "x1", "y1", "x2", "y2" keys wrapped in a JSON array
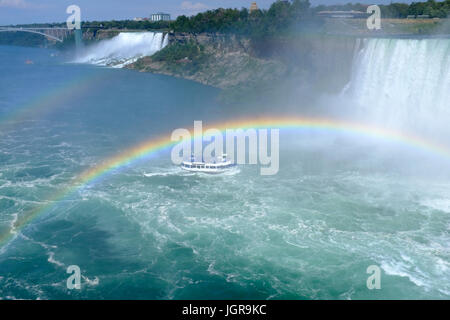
[{"x1": 1, "y1": 116, "x2": 450, "y2": 249}]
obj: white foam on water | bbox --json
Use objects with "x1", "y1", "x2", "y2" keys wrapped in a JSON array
[
  {"x1": 82, "y1": 275, "x2": 100, "y2": 287},
  {"x1": 9, "y1": 212, "x2": 18, "y2": 236},
  {"x1": 74, "y1": 32, "x2": 168, "y2": 67},
  {"x1": 18, "y1": 234, "x2": 65, "y2": 268},
  {"x1": 381, "y1": 260, "x2": 432, "y2": 290},
  {"x1": 47, "y1": 251, "x2": 64, "y2": 268},
  {"x1": 421, "y1": 199, "x2": 450, "y2": 213},
  {"x1": 143, "y1": 167, "x2": 182, "y2": 178}
]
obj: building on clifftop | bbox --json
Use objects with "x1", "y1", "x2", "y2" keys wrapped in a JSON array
[
  {"x1": 150, "y1": 13, "x2": 171, "y2": 22},
  {"x1": 250, "y1": 2, "x2": 259, "y2": 13}
]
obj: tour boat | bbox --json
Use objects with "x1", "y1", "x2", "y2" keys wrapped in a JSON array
[{"x1": 181, "y1": 154, "x2": 234, "y2": 173}]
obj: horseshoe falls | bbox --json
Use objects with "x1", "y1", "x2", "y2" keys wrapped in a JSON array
[
  {"x1": 344, "y1": 38, "x2": 450, "y2": 134},
  {"x1": 74, "y1": 32, "x2": 168, "y2": 67}
]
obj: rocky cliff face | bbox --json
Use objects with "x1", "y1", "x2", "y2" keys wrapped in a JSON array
[
  {"x1": 169, "y1": 32, "x2": 253, "y2": 54},
  {"x1": 127, "y1": 32, "x2": 359, "y2": 96},
  {"x1": 127, "y1": 32, "x2": 288, "y2": 90},
  {"x1": 82, "y1": 29, "x2": 122, "y2": 42}
]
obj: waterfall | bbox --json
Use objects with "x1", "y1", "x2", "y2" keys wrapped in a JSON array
[
  {"x1": 74, "y1": 32, "x2": 168, "y2": 68},
  {"x1": 344, "y1": 38, "x2": 450, "y2": 132}
]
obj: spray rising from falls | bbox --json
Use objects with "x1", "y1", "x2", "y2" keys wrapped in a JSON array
[
  {"x1": 74, "y1": 32, "x2": 168, "y2": 68},
  {"x1": 345, "y1": 38, "x2": 450, "y2": 134}
]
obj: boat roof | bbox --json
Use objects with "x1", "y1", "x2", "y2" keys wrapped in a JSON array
[{"x1": 182, "y1": 161, "x2": 232, "y2": 166}]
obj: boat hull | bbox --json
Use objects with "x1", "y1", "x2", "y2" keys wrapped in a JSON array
[{"x1": 181, "y1": 160, "x2": 235, "y2": 174}]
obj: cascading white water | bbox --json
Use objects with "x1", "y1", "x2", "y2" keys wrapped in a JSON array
[
  {"x1": 345, "y1": 38, "x2": 450, "y2": 133},
  {"x1": 75, "y1": 32, "x2": 168, "y2": 68}
]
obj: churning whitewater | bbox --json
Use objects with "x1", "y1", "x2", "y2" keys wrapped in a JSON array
[{"x1": 74, "y1": 32, "x2": 168, "y2": 67}]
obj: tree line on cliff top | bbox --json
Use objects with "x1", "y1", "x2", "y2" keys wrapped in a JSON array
[
  {"x1": 316, "y1": 0, "x2": 450, "y2": 18},
  {"x1": 167, "y1": 0, "x2": 449, "y2": 36},
  {"x1": 11, "y1": 0, "x2": 450, "y2": 34},
  {"x1": 85, "y1": 0, "x2": 449, "y2": 34}
]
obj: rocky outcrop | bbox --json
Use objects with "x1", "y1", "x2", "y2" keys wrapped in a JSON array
[
  {"x1": 127, "y1": 32, "x2": 287, "y2": 89},
  {"x1": 127, "y1": 32, "x2": 360, "y2": 95}
]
